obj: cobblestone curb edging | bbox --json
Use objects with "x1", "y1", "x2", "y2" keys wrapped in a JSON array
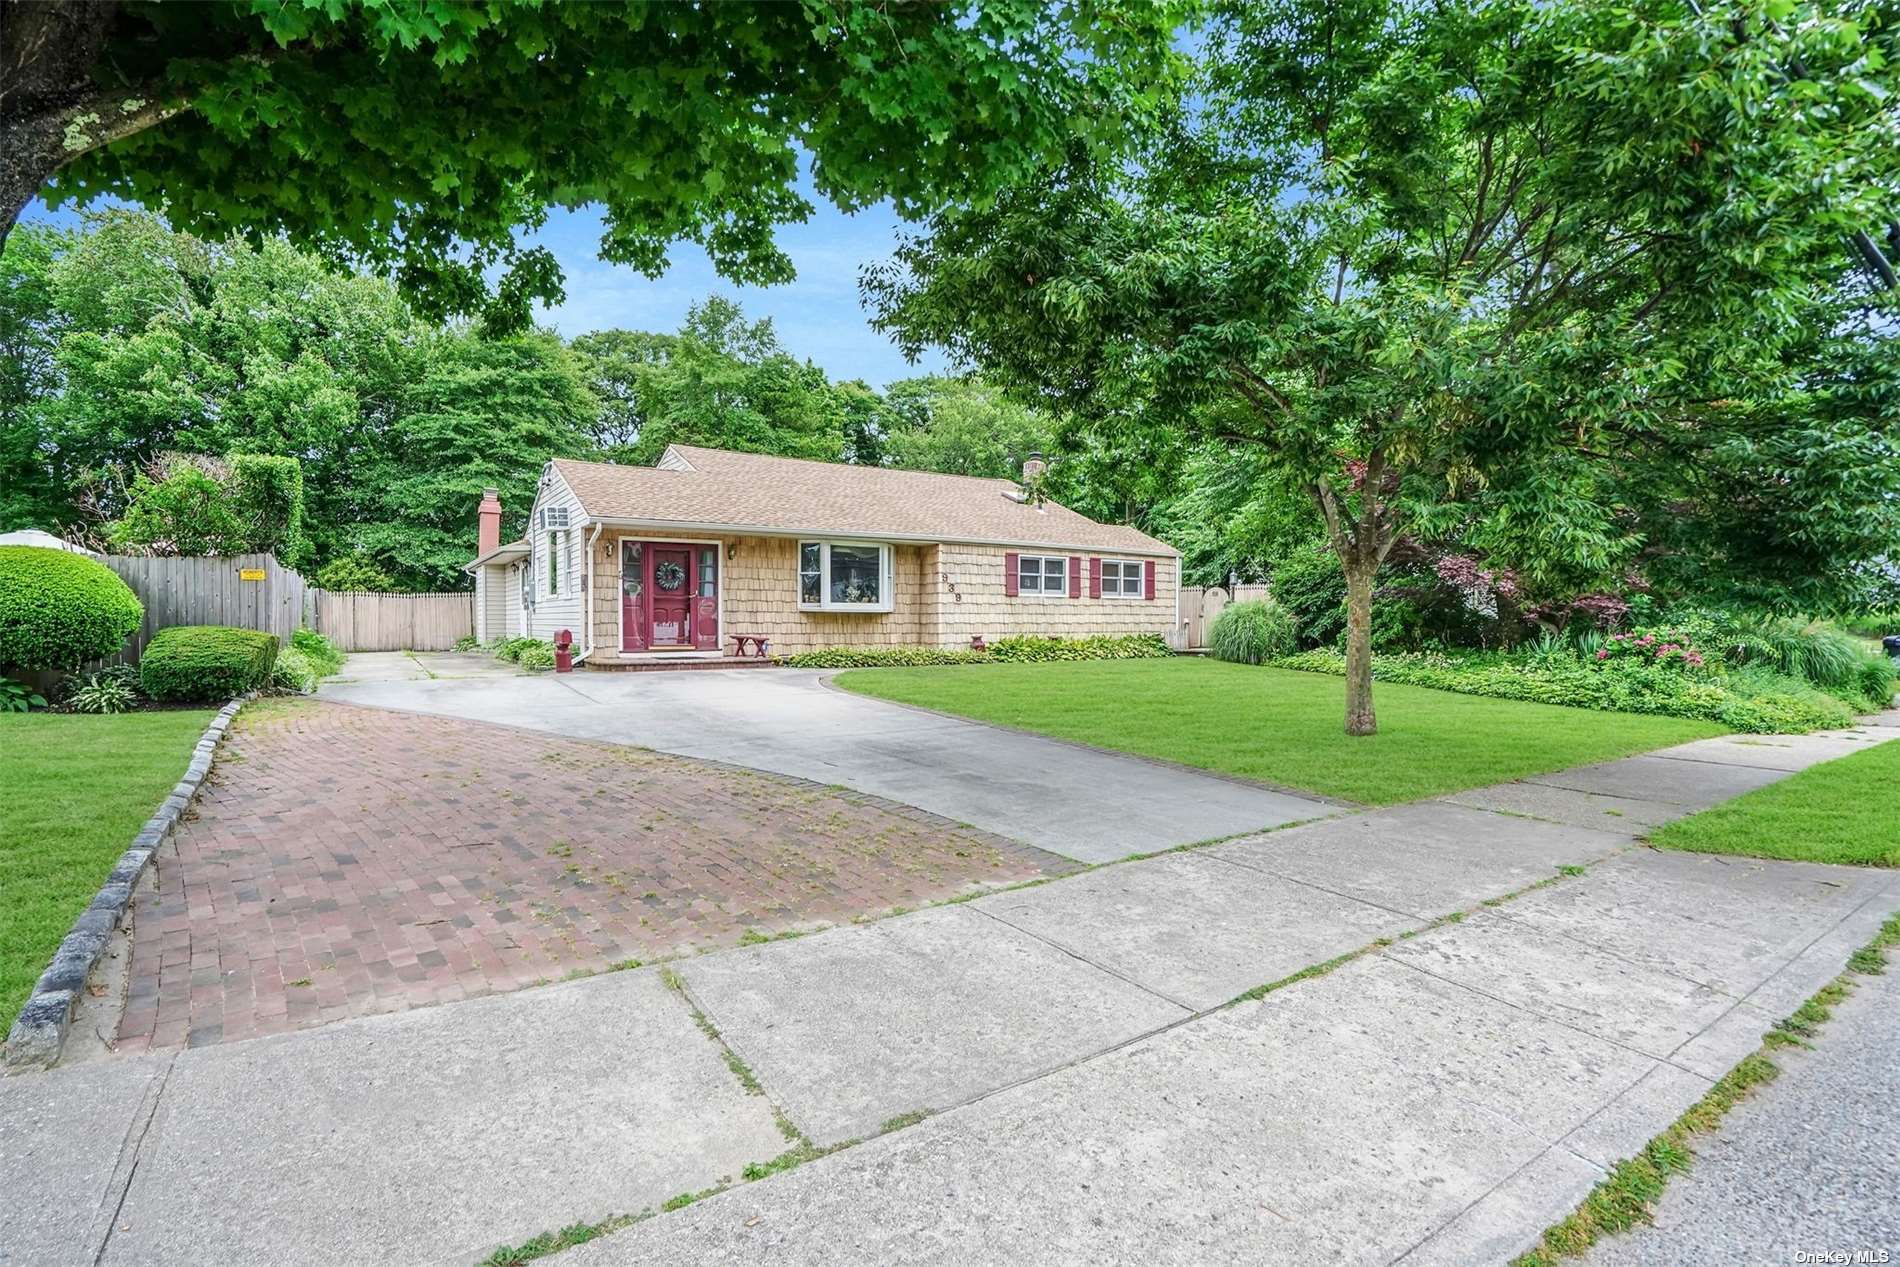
[{"x1": 3, "y1": 697, "x2": 245, "y2": 1071}]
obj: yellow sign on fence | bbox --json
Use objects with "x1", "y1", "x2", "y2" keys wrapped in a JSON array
[{"x1": 238, "y1": 568, "x2": 266, "y2": 581}]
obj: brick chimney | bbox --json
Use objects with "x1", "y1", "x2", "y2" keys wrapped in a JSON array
[{"x1": 477, "y1": 487, "x2": 502, "y2": 556}]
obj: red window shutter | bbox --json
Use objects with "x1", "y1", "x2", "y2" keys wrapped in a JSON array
[
  {"x1": 1089, "y1": 557, "x2": 1102, "y2": 599},
  {"x1": 1069, "y1": 556, "x2": 1082, "y2": 598},
  {"x1": 1144, "y1": 559, "x2": 1157, "y2": 600},
  {"x1": 1003, "y1": 552, "x2": 1019, "y2": 597}
]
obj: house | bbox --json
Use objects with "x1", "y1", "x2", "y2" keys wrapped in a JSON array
[{"x1": 464, "y1": 444, "x2": 1181, "y2": 663}]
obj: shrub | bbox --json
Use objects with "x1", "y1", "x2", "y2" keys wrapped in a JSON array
[
  {"x1": 1594, "y1": 629, "x2": 1713, "y2": 674},
  {"x1": 140, "y1": 625, "x2": 279, "y2": 701},
  {"x1": 452, "y1": 634, "x2": 482, "y2": 652},
  {"x1": 1208, "y1": 600, "x2": 1297, "y2": 665},
  {"x1": 269, "y1": 647, "x2": 320, "y2": 693},
  {"x1": 290, "y1": 627, "x2": 345, "y2": 677},
  {"x1": 778, "y1": 646, "x2": 989, "y2": 669},
  {"x1": 1, "y1": 675, "x2": 47, "y2": 712},
  {"x1": 494, "y1": 636, "x2": 551, "y2": 664},
  {"x1": 1267, "y1": 546, "x2": 1347, "y2": 648},
  {"x1": 0, "y1": 546, "x2": 144, "y2": 670},
  {"x1": 779, "y1": 635, "x2": 1172, "y2": 670},
  {"x1": 988, "y1": 633, "x2": 1172, "y2": 662},
  {"x1": 66, "y1": 669, "x2": 144, "y2": 714},
  {"x1": 514, "y1": 641, "x2": 556, "y2": 671},
  {"x1": 314, "y1": 553, "x2": 395, "y2": 591},
  {"x1": 228, "y1": 453, "x2": 306, "y2": 566}
]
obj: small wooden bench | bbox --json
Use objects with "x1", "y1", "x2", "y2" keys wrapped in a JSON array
[{"x1": 729, "y1": 633, "x2": 772, "y2": 660}]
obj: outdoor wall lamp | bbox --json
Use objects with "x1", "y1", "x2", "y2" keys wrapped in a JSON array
[{"x1": 726, "y1": 543, "x2": 738, "y2": 561}]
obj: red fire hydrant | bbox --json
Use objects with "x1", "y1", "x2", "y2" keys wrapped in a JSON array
[{"x1": 554, "y1": 628, "x2": 574, "y2": 673}]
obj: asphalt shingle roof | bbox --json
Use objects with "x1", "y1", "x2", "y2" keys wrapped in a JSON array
[{"x1": 549, "y1": 445, "x2": 1176, "y2": 556}]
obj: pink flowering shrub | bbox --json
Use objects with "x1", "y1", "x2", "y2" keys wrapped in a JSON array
[{"x1": 1595, "y1": 629, "x2": 1711, "y2": 674}]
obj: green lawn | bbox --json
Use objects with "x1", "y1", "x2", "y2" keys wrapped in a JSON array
[
  {"x1": 1650, "y1": 738, "x2": 1900, "y2": 867},
  {"x1": 836, "y1": 659, "x2": 1722, "y2": 805},
  {"x1": 1, "y1": 709, "x2": 214, "y2": 1029}
]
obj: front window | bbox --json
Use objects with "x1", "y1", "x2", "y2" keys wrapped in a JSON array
[
  {"x1": 547, "y1": 530, "x2": 560, "y2": 595},
  {"x1": 621, "y1": 541, "x2": 643, "y2": 598},
  {"x1": 798, "y1": 541, "x2": 894, "y2": 612},
  {"x1": 1018, "y1": 554, "x2": 1068, "y2": 596},
  {"x1": 697, "y1": 547, "x2": 718, "y2": 596},
  {"x1": 1101, "y1": 559, "x2": 1143, "y2": 598}
]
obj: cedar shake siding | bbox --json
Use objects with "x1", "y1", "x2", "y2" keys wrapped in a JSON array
[
  {"x1": 586, "y1": 535, "x2": 1174, "y2": 657},
  {"x1": 492, "y1": 445, "x2": 1183, "y2": 659}
]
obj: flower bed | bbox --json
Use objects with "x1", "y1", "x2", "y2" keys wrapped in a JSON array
[{"x1": 1271, "y1": 648, "x2": 1861, "y2": 733}]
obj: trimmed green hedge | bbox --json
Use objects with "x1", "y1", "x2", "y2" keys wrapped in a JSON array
[
  {"x1": 988, "y1": 634, "x2": 1172, "y2": 662},
  {"x1": 0, "y1": 546, "x2": 144, "y2": 670},
  {"x1": 778, "y1": 633, "x2": 1172, "y2": 670},
  {"x1": 1272, "y1": 648, "x2": 1858, "y2": 734},
  {"x1": 778, "y1": 646, "x2": 989, "y2": 669},
  {"x1": 140, "y1": 625, "x2": 279, "y2": 701}
]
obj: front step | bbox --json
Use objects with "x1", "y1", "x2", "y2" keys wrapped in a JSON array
[{"x1": 582, "y1": 656, "x2": 779, "y2": 672}]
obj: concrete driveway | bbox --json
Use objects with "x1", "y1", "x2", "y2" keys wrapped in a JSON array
[{"x1": 319, "y1": 660, "x2": 1338, "y2": 863}]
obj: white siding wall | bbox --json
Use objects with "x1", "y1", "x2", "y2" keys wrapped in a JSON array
[{"x1": 521, "y1": 466, "x2": 588, "y2": 641}]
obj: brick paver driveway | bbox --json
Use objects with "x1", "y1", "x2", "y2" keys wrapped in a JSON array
[{"x1": 118, "y1": 698, "x2": 1073, "y2": 1051}]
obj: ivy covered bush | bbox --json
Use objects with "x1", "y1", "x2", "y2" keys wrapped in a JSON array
[
  {"x1": 0, "y1": 545, "x2": 144, "y2": 670},
  {"x1": 779, "y1": 634, "x2": 1170, "y2": 669},
  {"x1": 140, "y1": 626, "x2": 279, "y2": 701},
  {"x1": 1208, "y1": 600, "x2": 1297, "y2": 665}
]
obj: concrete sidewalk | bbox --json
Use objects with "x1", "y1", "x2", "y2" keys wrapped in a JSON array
[
  {"x1": 2, "y1": 722, "x2": 1894, "y2": 1266},
  {"x1": 1586, "y1": 947, "x2": 1900, "y2": 1265}
]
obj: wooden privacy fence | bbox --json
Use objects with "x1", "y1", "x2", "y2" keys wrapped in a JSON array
[
  {"x1": 311, "y1": 590, "x2": 473, "y2": 651},
  {"x1": 1177, "y1": 583, "x2": 1272, "y2": 650},
  {"x1": 102, "y1": 553, "x2": 307, "y2": 666}
]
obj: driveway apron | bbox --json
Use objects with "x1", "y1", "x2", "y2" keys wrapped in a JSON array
[{"x1": 321, "y1": 665, "x2": 1340, "y2": 862}]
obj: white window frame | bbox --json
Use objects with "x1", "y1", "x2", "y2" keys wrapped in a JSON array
[
  {"x1": 1017, "y1": 554, "x2": 1070, "y2": 598},
  {"x1": 1099, "y1": 557, "x2": 1143, "y2": 599},
  {"x1": 798, "y1": 540, "x2": 895, "y2": 613}
]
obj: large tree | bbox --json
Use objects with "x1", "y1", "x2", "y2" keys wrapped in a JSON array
[
  {"x1": 1, "y1": 0, "x2": 1179, "y2": 329},
  {"x1": 868, "y1": 0, "x2": 1900, "y2": 735}
]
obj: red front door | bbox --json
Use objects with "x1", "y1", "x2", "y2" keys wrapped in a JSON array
[{"x1": 647, "y1": 545, "x2": 693, "y2": 646}]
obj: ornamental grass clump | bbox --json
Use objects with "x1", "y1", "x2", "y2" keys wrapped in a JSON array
[{"x1": 1209, "y1": 600, "x2": 1298, "y2": 666}]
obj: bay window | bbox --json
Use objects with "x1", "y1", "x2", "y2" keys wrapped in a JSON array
[{"x1": 798, "y1": 541, "x2": 894, "y2": 612}]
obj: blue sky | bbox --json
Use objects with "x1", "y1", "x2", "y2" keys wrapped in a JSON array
[
  {"x1": 520, "y1": 197, "x2": 947, "y2": 388},
  {"x1": 22, "y1": 189, "x2": 949, "y2": 389}
]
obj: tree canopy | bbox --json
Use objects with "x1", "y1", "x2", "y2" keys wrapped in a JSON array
[
  {"x1": 2, "y1": 0, "x2": 1180, "y2": 330},
  {"x1": 867, "y1": 0, "x2": 1900, "y2": 734}
]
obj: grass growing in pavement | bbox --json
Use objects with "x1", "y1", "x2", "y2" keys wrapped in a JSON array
[
  {"x1": 1514, "y1": 911, "x2": 1900, "y2": 1265},
  {"x1": 0, "y1": 709, "x2": 214, "y2": 1030},
  {"x1": 1648, "y1": 738, "x2": 1900, "y2": 866},
  {"x1": 836, "y1": 659, "x2": 1721, "y2": 805}
]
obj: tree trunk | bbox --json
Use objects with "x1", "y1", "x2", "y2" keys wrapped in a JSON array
[
  {"x1": 0, "y1": 1, "x2": 176, "y2": 251},
  {"x1": 1342, "y1": 554, "x2": 1376, "y2": 736}
]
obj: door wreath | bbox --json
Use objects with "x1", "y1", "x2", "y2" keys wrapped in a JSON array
[{"x1": 655, "y1": 560, "x2": 686, "y2": 591}]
